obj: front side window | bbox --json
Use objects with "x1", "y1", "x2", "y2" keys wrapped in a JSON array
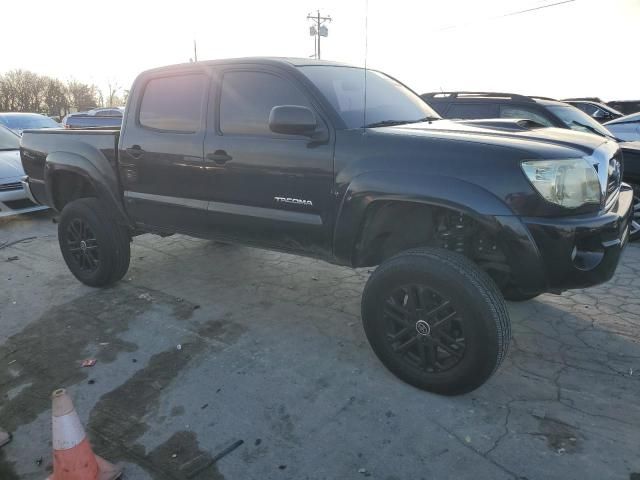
[
  {"x1": 299, "y1": 66, "x2": 438, "y2": 129},
  {"x1": 139, "y1": 74, "x2": 206, "y2": 132},
  {"x1": 220, "y1": 71, "x2": 311, "y2": 136},
  {"x1": 500, "y1": 106, "x2": 554, "y2": 127}
]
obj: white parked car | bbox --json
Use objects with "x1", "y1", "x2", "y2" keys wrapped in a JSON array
[
  {"x1": 605, "y1": 112, "x2": 640, "y2": 142},
  {"x1": 0, "y1": 125, "x2": 48, "y2": 217}
]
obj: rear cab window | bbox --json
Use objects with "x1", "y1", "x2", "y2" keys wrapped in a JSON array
[{"x1": 138, "y1": 74, "x2": 207, "y2": 133}]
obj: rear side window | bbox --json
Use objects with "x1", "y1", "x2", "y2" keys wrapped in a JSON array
[
  {"x1": 500, "y1": 106, "x2": 554, "y2": 127},
  {"x1": 446, "y1": 103, "x2": 497, "y2": 119},
  {"x1": 220, "y1": 71, "x2": 311, "y2": 136},
  {"x1": 139, "y1": 74, "x2": 206, "y2": 132}
]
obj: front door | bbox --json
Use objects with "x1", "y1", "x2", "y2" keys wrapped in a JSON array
[
  {"x1": 202, "y1": 67, "x2": 335, "y2": 255},
  {"x1": 119, "y1": 70, "x2": 210, "y2": 234}
]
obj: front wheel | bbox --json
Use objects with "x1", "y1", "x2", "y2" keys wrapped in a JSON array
[
  {"x1": 361, "y1": 248, "x2": 511, "y2": 395},
  {"x1": 58, "y1": 197, "x2": 131, "y2": 287}
]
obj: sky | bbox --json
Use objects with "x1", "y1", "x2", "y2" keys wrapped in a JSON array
[{"x1": 2, "y1": 0, "x2": 638, "y2": 101}]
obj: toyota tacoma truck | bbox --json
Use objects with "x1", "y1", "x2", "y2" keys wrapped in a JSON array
[{"x1": 20, "y1": 58, "x2": 632, "y2": 395}]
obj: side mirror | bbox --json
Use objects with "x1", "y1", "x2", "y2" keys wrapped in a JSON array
[
  {"x1": 592, "y1": 109, "x2": 607, "y2": 120},
  {"x1": 269, "y1": 105, "x2": 317, "y2": 136}
]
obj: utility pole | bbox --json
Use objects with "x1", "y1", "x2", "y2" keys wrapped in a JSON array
[
  {"x1": 307, "y1": 10, "x2": 331, "y2": 59},
  {"x1": 193, "y1": 40, "x2": 198, "y2": 62}
]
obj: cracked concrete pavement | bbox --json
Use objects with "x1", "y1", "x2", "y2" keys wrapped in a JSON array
[{"x1": 1, "y1": 210, "x2": 639, "y2": 479}]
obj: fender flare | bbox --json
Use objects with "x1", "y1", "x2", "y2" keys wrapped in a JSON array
[
  {"x1": 332, "y1": 171, "x2": 515, "y2": 265},
  {"x1": 43, "y1": 141, "x2": 130, "y2": 226}
]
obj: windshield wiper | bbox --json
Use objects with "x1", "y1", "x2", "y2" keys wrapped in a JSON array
[{"x1": 364, "y1": 116, "x2": 440, "y2": 128}]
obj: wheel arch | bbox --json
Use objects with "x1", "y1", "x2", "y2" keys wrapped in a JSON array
[
  {"x1": 44, "y1": 145, "x2": 130, "y2": 227},
  {"x1": 333, "y1": 171, "x2": 513, "y2": 266}
]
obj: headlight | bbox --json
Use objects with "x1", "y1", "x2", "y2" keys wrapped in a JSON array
[{"x1": 521, "y1": 158, "x2": 601, "y2": 208}]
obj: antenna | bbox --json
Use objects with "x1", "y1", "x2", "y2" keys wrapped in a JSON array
[{"x1": 363, "y1": 0, "x2": 368, "y2": 134}]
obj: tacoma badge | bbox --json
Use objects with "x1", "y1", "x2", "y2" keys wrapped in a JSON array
[{"x1": 274, "y1": 196, "x2": 313, "y2": 207}]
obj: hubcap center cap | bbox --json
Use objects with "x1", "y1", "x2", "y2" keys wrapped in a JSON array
[
  {"x1": 415, "y1": 320, "x2": 431, "y2": 336},
  {"x1": 80, "y1": 240, "x2": 87, "y2": 252}
]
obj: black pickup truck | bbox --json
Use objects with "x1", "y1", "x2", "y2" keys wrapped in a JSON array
[{"x1": 20, "y1": 58, "x2": 632, "y2": 395}]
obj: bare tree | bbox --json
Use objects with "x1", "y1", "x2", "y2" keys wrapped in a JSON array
[
  {"x1": 66, "y1": 80, "x2": 100, "y2": 111},
  {"x1": 44, "y1": 78, "x2": 69, "y2": 117},
  {"x1": 105, "y1": 79, "x2": 121, "y2": 107},
  {"x1": 0, "y1": 70, "x2": 100, "y2": 114}
]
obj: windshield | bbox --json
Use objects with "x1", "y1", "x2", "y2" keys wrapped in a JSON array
[
  {"x1": 0, "y1": 126, "x2": 20, "y2": 150},
  {"x1": 0, "y1": 114, "x2": 59, "y2": 131},
  {"x1": 546, "y1": 105, "x2": 613, "y2": 138},
  {"x1": 298, "y1": 66, "x2": 439, "y2": 129}
]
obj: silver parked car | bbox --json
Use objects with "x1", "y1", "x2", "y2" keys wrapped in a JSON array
[
  {"x1": 0, "y1": 125, "x2": 48, "y2": 217},
  {"x1": 0, "y1": 112, "x2": 60, "y2": 135},
  {"x1": 604, "y1": 112, "x2": 640, "y2": 142}
]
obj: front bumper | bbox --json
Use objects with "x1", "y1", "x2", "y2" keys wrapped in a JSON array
[
  {"x1": 0, "y1": 176, "x2": 48, "y2": 218},
  {"x1": 496, "y1": 185, "x2": 633, "y2": 294}
]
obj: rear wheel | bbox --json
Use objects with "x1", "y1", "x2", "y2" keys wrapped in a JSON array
[
  {"x1": 58, "y1": 198, "x2": 130, "y2": 287},
  {"x1": 361, "y1": 248, "x2": 510, "y2": 395}
]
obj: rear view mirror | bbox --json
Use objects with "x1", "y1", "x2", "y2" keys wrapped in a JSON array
[{"x1": 269, "y1": 105, "x2": 317, "y2": 136}]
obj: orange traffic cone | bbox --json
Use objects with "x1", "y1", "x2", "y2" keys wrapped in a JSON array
[{"x1": 47, "y1": 388, "x2": 123, "y2": 480}]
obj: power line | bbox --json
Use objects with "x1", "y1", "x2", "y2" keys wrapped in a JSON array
[
  {"x1": 497, "y1": 0, "x2": 576, "y2": 19},
  {"x1": 438, "y1": 0, "x2": 577, "y2": 31}
]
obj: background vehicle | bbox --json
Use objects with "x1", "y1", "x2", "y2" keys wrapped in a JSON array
[
  {"x1": 0, "y1": 112, "x2": 60, "y2": 135},
  {"x1": 62, "y1": 108, "x2": 123, "y2": 129},
  {"x1": 607, "y1": 100, "x2": 640, "y2": 116},
  {"x1": 422, "y1": 91, "x2": 640, "y2": 240},
  {"x1": 20, "y1": 58, "x2": 632, "y2": 395},
  {"x1": 605, "y1": 112, "x2": 640, "y2": 142},
  {"x1": 563, "y1": 99, "x2": 623, "y2": 123},
  {"x1": 0, "y1": 125, "x2": 48, "y2": 217}
]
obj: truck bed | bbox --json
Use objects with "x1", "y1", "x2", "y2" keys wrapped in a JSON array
[{"x1": 20, "y1": 129, "x2": 120, "y2": 206}]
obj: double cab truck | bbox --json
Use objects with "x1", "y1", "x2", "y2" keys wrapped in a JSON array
[{"x1": 20, "y1": 58, "x2": 632, "y2": 395}]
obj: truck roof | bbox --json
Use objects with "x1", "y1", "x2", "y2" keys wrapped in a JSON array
[{"x1": 140, "y1": 57, "x2": 355, "y2": 76}]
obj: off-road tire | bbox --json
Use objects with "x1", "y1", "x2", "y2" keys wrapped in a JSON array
[
  {"x1": 58, "y1": 197, "x2": 130, "y2": 287},
  {"x1": 361, "y1": 247, "x2": 511, "y2": 395}
]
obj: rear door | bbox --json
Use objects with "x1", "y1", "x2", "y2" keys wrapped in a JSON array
[
  {"x1": 119, "y1": 69, "x2": 210, "y2": 233},
  {"x1": 202, "y1": 66, "x2": 335, "y2": 254}
]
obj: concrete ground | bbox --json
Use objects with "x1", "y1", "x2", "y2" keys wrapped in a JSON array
[{"x1": 1, "y1": 210, "x2": 639, "y2": 480}]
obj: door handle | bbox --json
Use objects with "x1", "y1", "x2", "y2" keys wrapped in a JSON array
[
  {"x1": 126, "y1": 145, "x2": 145, "y2": 159},
  {"x1": 206, "y1": 150, "x2": 233, "y2": 164}
]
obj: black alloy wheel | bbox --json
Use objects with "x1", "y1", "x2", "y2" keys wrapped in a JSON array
[
  {"x1": 383, "y1": 284, "x2": 466, "y2": 374},
  {"x1": 65, "y1": 218, "x2": 100, "y2": 273}
]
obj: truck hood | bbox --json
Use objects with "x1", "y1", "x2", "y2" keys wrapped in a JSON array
[
  {"x1": 0, "y1": 149, "x2": 24, "y2": 181},
  {"x1": 377, "y1": 118, "x2": 608, "y2": 156}
]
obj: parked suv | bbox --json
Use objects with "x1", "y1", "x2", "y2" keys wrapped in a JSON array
[
  {"x1": 421, "y1": 92, "x2": 640, "y2": 240},
  {"x1": 20, "y1": 59, "x2": 632, "y2": 395}
]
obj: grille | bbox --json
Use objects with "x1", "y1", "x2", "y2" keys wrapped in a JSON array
[{"x1": 0, "y1": 182, "x2": 22, "y2": 192}]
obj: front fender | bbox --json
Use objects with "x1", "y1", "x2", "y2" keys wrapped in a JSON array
[
  {"x1": 332, "y1": 171, "x2": 515, "y2": 265},
  {"x1": 44, "y1": 142, "x2": 129, "y2": 225}
]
